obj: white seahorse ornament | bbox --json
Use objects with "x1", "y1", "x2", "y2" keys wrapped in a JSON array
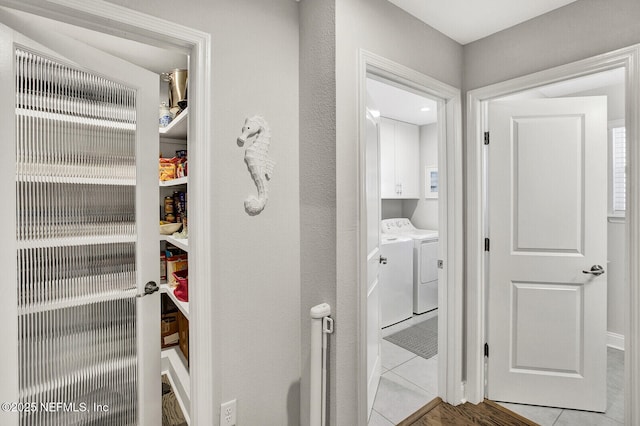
[{"x1": 237, "y1": 115, "x2": 275, "y2": 215}]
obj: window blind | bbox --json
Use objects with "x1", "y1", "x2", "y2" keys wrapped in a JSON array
[{"x1": 612, "y1": 126, "x2": 626, "y2": 212}]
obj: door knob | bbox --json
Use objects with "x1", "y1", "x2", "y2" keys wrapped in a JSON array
[
  {"x1": 136, "y1": 281, "x2": 159, "y2": 297},
  {"x1": 379, "y1": 256, "x2": 387, "y2": 265},
  {"x1": 582, "y1": 265, "x2": 605, "y2": 276}
]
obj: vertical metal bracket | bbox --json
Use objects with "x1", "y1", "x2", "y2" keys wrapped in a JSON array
[{"x1": 322, "y1": 317, "x2": 334, "y2": 334}]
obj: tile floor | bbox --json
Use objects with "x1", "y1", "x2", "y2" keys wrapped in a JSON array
[
  {"x1": 496, "y1": 347, "x2": 624, "y2": 426},
  {"x1": 368, "y1": 311, "x2": 439, "y2": 425},
  {"x1": 368, "y1": 311, "x2": 624, "y2": 426}
]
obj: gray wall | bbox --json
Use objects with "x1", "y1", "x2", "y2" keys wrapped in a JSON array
[
  {"x1": 381, "y1": 199, "x2": 403, "y2": 220},
  {"x1": 299, "y1": 0, "x2": 336, "y2": 424},
  {"x1": 463, "y1": 0, "x2": 640, "y2": 91},
  {"x1": 106, "y1": 1, "x2": 301, "y2": 424},
  {"x1": 334, "y1": 0, "x2": 462, "y2": 423}
]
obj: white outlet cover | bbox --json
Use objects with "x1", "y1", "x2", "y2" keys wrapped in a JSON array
[{"x1": 220, "y1": 399, "x2": 237, "y2": 426}]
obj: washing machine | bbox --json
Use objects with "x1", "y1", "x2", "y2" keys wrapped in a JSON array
[
  {"x1": 381, "y1": 218, "x2": 439, "y2": 314},
  {"x1": 379, "y1": 235, "x2": 414, "y2": 327}
]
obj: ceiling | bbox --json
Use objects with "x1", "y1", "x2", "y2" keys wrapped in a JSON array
[
  {"x1": 500, "y1": 67, "x2": 624, "y2": 100},
  {"x1": 387, "y1": 0, "x2": 579, "y2": 45},
  {"x1": 367, "y1": 77, "x2": 438, "y2": 126}
]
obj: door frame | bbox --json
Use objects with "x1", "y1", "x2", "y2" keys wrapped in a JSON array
[
  {"x1": 356, "y1": 49, "x2": 464, "y2": 424},
  {"x1": 0, "y1": 0, "x2": 215, "y2": 424},
  {"x1": 466, "y1": 45, "x2": 640, "y2": 424}
]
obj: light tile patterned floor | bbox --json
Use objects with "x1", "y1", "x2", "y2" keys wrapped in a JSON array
[
  {"x1": 368, "y1": 312, "x2": 625, "y2": 426},
  {"x1": 497, "y1": 347, "x2": 625, "y2": 426},
  {"x1": 369, "y1": 311, "x2": 439, "y2": 425}
]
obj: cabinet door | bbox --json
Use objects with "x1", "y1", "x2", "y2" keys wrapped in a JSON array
[
  {"x1": 379, "y1": 118, "x2": 398, "y2": 198},
  {"x1": 394, "y1": 121, "x2": 420, "y2": 198}
]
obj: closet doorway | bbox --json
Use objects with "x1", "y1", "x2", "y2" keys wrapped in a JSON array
[{"x1": 0, "y1": 2, "x2": 214, "y2": 424}]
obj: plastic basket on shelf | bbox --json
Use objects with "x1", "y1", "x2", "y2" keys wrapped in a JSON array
[{"x1": 172, "y1": 269, "x2": 188, "y2": 302}]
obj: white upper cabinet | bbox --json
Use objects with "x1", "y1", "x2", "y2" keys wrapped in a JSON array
[{"x1": 380, "y1": 117, "x2": 420, "y2": 199}]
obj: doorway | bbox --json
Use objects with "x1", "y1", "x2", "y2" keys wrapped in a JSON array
[
  {"x1": 0, "y1": 1, "x2": 214, "y2": 424},
  {"x1": 466, "y1": 46, "x2": 640, "y2": 424},
  {"x1": 487, "y1": 69, "x2": 624, "y2": 423},
  {"x1": 356, "y1": 50, "x2": 464, "y2": 426},
  {"x1": 366, "y1": 75, "x2": 441, "y2": 425}
]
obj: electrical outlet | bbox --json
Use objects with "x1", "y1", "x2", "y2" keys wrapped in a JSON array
[{"x1": 220, "y1": 399, "x2": 237, "y2": 426}]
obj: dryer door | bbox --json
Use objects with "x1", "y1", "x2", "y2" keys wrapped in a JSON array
[{"x1": 420, "y1": 240, "x2": 439, "y2": 283}]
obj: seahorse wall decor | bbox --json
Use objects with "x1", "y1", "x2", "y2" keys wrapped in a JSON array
[{"x1": 237, "y1": 115, "x2": 275, "y2": 215}]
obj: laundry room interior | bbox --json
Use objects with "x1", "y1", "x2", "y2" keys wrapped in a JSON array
[{"x1": 366, "y1": 75, "x2": 441, "y2": 422}]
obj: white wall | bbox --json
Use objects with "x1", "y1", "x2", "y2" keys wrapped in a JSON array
[
  {"x1": 334, "y1": 0, "x2": 462, "y2": 424},
  {"x1": 403, "y1": 123, "x2": 439, "y2": 230},
  {"x1": 608, "y1": 221, "x2": 626, "y2": 337},
  {"x1": 106, "y1": 1, "x2": 301, "y2": 424}
]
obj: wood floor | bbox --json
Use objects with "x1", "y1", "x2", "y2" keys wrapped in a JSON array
[{"x1": 398, "y1": 398, "x2": 539, "y2": 426}]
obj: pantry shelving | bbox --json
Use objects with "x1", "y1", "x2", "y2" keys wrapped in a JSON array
[
  {"x1": 160, "y1": 283, "x2": 189, "y2": 319},
  {"x1": 160, "y1": 176, "x2": 188, "y2": 187},
  {"x1": 161, "y1": 234, "x2": 189, "y2": 252},
  {"x1": 159, "y1": 88, "x2": 190, "y2": 419},
  {"x1": 159, "y1": 107, "x2": 188, "y2": 138}
]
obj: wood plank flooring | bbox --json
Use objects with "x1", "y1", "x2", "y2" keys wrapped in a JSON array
[{"x1": 398, "y1": 398, "x2": 539, "y2": 426}]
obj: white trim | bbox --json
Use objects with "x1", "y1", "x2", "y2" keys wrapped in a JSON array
[
  {"x1": 0, "y1": 1, "x2": 215, "y2": 424},
  {"x1": 608, "y1": 332, "x2": 626, "y2": 351},
  {"x1": 466, "y1": 45, "x2": 640, "y2": 425},
  {"x1": 356, "y1": 50, "x2": 464, "y2": 424}
]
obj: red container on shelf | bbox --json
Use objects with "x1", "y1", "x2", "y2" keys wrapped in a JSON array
[{"x1": 172, "y1": 269, "x2": 188, "y2": 302}]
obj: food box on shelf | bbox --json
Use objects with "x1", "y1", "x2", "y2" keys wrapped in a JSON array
[
  {"x1": 161, "y1": 312, "x2": 179, "y2": 348},
  {"x1": 165, "y1": 245, "x2": 187, "y2": 285},
  {"x1": 177, "y1": 311, "x2": 189, "y2": 365}
]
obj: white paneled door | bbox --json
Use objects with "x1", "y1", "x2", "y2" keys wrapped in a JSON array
[
  {"x1": 0, "y1": 17, "x2": 159, "y2": 426},
  {"x1": 365, "y1": 98, "x2": 382, "y2": 417},
  {"x1": 487, "y1": 97, "x2": 608, "y2": 411}
]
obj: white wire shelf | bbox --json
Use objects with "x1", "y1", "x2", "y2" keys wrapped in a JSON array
[
  {"x1": 18, "y1": 289, "x2": 136, "y2": 315},
  {"x1": 16, "y1": 107, "x2": 136, "y2": 130},
  {"x1": 17, "y1": 174, "x2": 136, "y2": 186},
  {"x1": 18, "y1": 235, "x2": 136, "y2": 249}
]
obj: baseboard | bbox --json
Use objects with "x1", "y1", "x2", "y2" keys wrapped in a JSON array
[
  {"x1": 368, "y1": 354, "x2": 382, "y2": 415},
  {"x1": 607, "y1": 332, "x2": 625, "y2": 351}
]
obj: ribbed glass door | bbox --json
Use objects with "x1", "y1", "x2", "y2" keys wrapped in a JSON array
[{"x1": 15, "y1": 48, "x2": 138, "y2": 425}]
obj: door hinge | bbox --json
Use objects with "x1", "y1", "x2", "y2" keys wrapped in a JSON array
[
  {"x1": 484, "y1": 343, "x2": 489, "y2": 358},
  {"x1": 484, "y1": 238, "x2": 490, "y2": 252},
  {"x1": 484, "y1": 131, "x2": 490, "y2": 145}
]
